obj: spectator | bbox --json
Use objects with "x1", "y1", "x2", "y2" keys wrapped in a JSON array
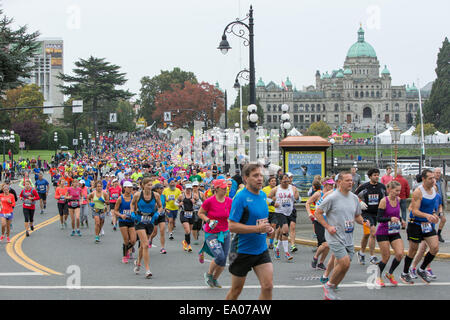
[
  {"x1": 393, "y1": 168, "x2": 410, "y2": 225},
  {"x1": 351, "y1": 167, "x2": 361, "y2": 193},
  {"x1": 381, "y1": 166, "x2": 393, "y2": 185}
]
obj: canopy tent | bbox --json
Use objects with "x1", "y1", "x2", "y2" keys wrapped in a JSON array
[
  {"x1": 425, "y1": 131, "x2": 449, "y2": 144},
  {"x1": 376, "y1": 126, "x2": 393, "y2": 144},
  {"x1": 400, "y1": 126, "x2": 419, "y2": 144},
  {"x1": 342, "y1": 133, "x2": 352, "y2": 138},
  {"x1": 287, "y1": 127, "x2": 302, "y2": 136}
]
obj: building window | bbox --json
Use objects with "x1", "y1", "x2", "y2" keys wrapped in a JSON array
[
  {"x1": 398, "y1": 91, "x2": 401, "y2": 97},
  {"x1": 334, "y1": 103, "x2": 339, "y2": 111},
  {"x1": 365, "y1": 91, "x2": 369, "y2": 97},
  {"x1": 334, "y1": 114, "x2": 339, "y2": 122},
  {"x1": 294, "y1": 115, "x2": 298, "y2": 122},
  {"x1": 414, "y1": 103, "x2": 418, "y2": 111},
  {"x1": 272, "y1": 115, "x2": 277, "y2": 122},
  {"x1": 395, "y1": 103, "x2": 399, "y2": 111},
  {"x1": 267, "y1": 104, "x2": 271, "y2": 112},
  {"x1": 395, "y1": 114, "x2": 399, "y2": 122},
  {"x1": 317, "y1": 105, "x2": 320, "y2": 112},
  {"x1": 355, "y1": 91, "x2": 359, "y2": 98},
  {"x1": 305, "y1": 104, "x2": 309, "y2": 112},
  {"x1": 294, "y1": 104, "x2": 298, "y2": 112},
  {"x1": 299, "y1": 104, "x2": 304, "y2": 111},
  {"x1": 376, "y1": 91, "x2": 380, "y2": 98},
  {"x1": 385, "y1": 104, "x2": 389, "y2": 111},
  {"x1": 392, "y1": 91, "x2": 397, "y2": 98},
  {"x1": 311, "y1": 115, "x2": 316, "y2": 122},
  {"x1": 267, "y1": 115, "x2": 271, "y2": 123},
  {"x1": 278, "y1": 105, "x2": 282, "y2": 112},
  {"x1": 360, "y1": 91, "x2": 364, "y2": 98},
  {"x1": 371, "y1": 91, "x2": 374, "y2": 97},
  {"x1": 347, "y1": 104, "x2": 351, "y2": 111},
  {"x1": 300, "y1": 115, "x2": 304, "y2": 122},
  {"x1": 311, "y1": 104, "x2": 315, "y2": 112}
]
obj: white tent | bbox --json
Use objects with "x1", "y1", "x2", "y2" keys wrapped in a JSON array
[
  {"x1": 400, "y1": 126, "x2": 419, "y2": 144},
  {"x1": 376, "y1": 126, "x2": 393, "y2": 144},
  {"x1": 287, "y1": 127, "x2": 302, "y2": 136},
  {"x1": 425, "y1": 131, "x2": 448, "y2": 144}
]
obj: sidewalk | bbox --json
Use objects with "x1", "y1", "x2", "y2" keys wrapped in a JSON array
[{"x1": 294, "y1": 207, "x2": 450, "y2": 259}]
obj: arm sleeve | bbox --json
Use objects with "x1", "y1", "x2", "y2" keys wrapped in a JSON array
[{"x1": 377, "y1": 208, "x2": 391, "y2": 222}]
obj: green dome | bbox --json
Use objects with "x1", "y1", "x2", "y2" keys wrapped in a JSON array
[
  {"x1": 346, "y1": 27, "x2": 377, "y2": 58},
  {"x1": 343, "y1": 68, "x2": 352, "y2": 75},
  {"x1": 257, "y1": 77, "x2": 265, "y2": 87},
  {"x1": 322, "y1": 71, "x2": 331, "y2": 79},
  {"x1": 336, "y1": 70, "x2": 344, "y2": 78},
  {"x1": 381, "y1": 65, "x2": 390, "y2": 75},
  {"x1": 285, "y1": 77, "x2": 292, "y2": 87}
]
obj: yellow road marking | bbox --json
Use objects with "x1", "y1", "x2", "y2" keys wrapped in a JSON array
[{"x1": 5, "y1": 215, "x2": 62, "y2": 276}]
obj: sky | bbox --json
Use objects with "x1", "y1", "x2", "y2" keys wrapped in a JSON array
[{"x1": 3, "y1": 0, "x2": 449, "y2": 106}]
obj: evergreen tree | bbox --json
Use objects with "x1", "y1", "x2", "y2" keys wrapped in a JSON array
[
  {"x1": 58, "y1": 56, "x2": 133, "y2": 135},
  {"x1": 422, "y1": 37, "x2": 450, "y2": 131},
  {"x1": 0, "y1": 10, "x2": 40, "y2": 94}
]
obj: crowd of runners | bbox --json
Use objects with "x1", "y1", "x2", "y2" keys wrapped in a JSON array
[{"x1": 0, "y1": 131, "x2": 447, "y2": 300}]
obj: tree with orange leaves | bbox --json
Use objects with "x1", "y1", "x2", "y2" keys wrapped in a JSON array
[{"x1": 154, "y1": 81, "x2": 225, "y2": 129}]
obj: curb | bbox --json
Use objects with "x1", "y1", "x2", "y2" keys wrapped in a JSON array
[{"x1": 294, "y1": 238, "x2": 450, "y2": 260}]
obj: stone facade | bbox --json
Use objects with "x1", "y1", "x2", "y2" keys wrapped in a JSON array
[{"x1": 258, "y1": 27, "x2": 430, "y2": 132}]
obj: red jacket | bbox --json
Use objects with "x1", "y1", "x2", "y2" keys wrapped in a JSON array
[
  {"x1": 394, "y1": 174, "x2": 410, "y2": 200},
  {"x1": 20, "y1": 188, "x2": 40, "y2": 210}
]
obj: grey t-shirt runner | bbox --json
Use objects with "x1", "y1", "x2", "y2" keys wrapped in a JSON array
[{"x1": 317, "y1": 189, "x2": 362, "y2": 247}]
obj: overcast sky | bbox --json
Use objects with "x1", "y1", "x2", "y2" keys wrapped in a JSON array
[{"x1": 3, "y1": 0, "x2": 449, "y2": 106}]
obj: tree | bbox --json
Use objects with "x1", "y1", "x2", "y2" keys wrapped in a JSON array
[
  {"x1": 305, "y1": 121, "x2": 332, "y2": 138},
  {"x1": 139, "y1": 67, "x2": 197, "y2": 125},
  {"x1": 58, "y1": 56, "x2": 134, "y2": 135},
  {"x1": 12, "y1": 120, "x2": 42, "y2": 149},
  {"x1": 0, "y1": 84, "x2": 47, "y2": 127},
  {"x1": 0, "y1": 10, "x2": 40, "y2": 94},
  {"x1": 413, "y1": 123, "x2": 437, "y2": 137},
  {"x1": 153, "y1": 81, "x2": 224, "y2": 129},
  {"x1": 422, "y1": 37, "x2": 450, "y2": 131}
]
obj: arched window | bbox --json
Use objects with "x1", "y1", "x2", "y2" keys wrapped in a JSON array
[
  {"x1": 299, "y1": 104, "x2": 304, "y2": 111},
  {"x1": 360, "y1": 91, "x2": 364, "y2": 98},
  {"x1": 414, "y1": 103, "x2": 418, "y2": 111},
  {"x1": 371, "y1": 91, "x2": 374, "y2": 97},
  {"x1": 267, "y1": 104, "x2": 271, "y2": 112},
  {"x1": 294, "y1": 104, "x2": 298, "y2": 112},
  {"x1": 334, "y1": 103, "x2": 339, "y2": 111},
  {"x1": 305, "y1": 104, "x2": 309, "y2": 112},
  {"x1": 365, "y1": 91, "x2": 369, "y2": 97},
  {"x1": 376, "y1": 91, "x2": 380, "y2": 98},
  {"x1": 398, "y1": 91, "x2": 401, "y2": 97},
  {"x1": 355, "y1": 91, "x2": 359, "y2": 98},
  {"x1": 317, "y1": 105, "x2": 320, "y2": 112},
  {"x1": 278, "y1": 104, "x2": 282, "y2": 111},
  {"x1": 311, "y1": 104, "x2": 315, "y2": 112},
  {"x1": 395, "y1": 103, "x2": 399, "y2": 111},
  {"x1": 363, "y1": 107, "x2": 372, "y2": 118}
]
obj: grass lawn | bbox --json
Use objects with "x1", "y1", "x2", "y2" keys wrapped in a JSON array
[
  {"x1": 15, "y1": 150, "x2": 74, "y2": 162},
  {"x1": 346, "y1": 132, "x2": 374, "y2": 139}
]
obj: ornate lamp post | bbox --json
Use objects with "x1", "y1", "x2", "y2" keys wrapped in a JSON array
[
  {"x1": 218, "y1": 6, "x2": 257, "y2": 161},
  {"x1": 281, "y1": 104, "x2": 291, "y2": 138}
]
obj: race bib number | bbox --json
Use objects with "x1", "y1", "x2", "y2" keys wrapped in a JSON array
[
  {"x1": 421, "y1": 222, "x2": 433, "y2": 234},
  {"x1": 3, "y1": 213, "x2": 11, "y2": 218},
  {"x1": 344, "y1": 220, "x2": 354, "y2": 233},
  {"x1": 168, "y1": 195, "x2": 175, "y2": 201},
  {"x1": 140, "y1": 215, "x2": 152, "y2": 224},
  {"x1": 368, "y1": 194, "x2": 379, "y2": 206},
  {"x1": 70, "y1": 201, "x2": 79, "y2": 208},
  {"x1": 111, "y1": 193, "x2": 119, "y2": 200},
  {"x1": 388, "y1": 221, "x2": 401, "y2": 234},
  {"x1": 122, "y1": 210, "x2": 132, "y2": 218},
  {"x1": 281, "y1": 199, "x2": 291, "y2": 208},
  {"x1": 24, "y1": 199, "x2": 33, "y2": 205},
  {"x1": 60, "y1": 196, "x2": 65, "y2": 201},
  {"x1": 184, "y1": 211, "x2": 193, "y2": 218}
]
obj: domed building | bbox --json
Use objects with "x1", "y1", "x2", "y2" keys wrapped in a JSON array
[{"x1": 258, "y1": 27, "x2": 430, "y2": 131}]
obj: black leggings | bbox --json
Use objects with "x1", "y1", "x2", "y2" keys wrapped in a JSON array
[{"x1": 23, "y1": 208, "x2": 35, "y2": 223}]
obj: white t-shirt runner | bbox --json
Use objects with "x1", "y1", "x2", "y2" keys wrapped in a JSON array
[{"x1": 274, "y1": 185, "x2": 295, "y2": 216}]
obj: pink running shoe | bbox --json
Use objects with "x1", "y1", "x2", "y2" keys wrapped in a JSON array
[
  {"x1": 7, "y1": 237, "x2": 10, "y2": 243},
  {"x1": 199, "y1": 252, "x2": 205, "y2": 264},
  {"x1": 0, "y1": 235, "x2": 4, "y2": 242},
  {"x1": 122, "y1": 256, "x2": 129, "y2": 264}
]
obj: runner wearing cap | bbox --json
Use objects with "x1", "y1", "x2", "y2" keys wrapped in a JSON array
[
  {"x1": 198, "y1": 179, "x2": 232, "y2": 288},
  {"x1": 114, "y1": 180, "x2": 136, "y2": 264},
  {"x1": 79, "y1": 180, "x2": 89, "y2": 228},
  {"x1": 65, "y1": 179, "x2": 82, "y2": 237},
  {"x1": 109, "y1": 178, "x2": 122, "y2": 231},
  {"x1": 286, "y1": 172, "x2": 299, "y2": 253},
  {"x1": 87, "y1": 181, "x2": 110, "y2": 243}
]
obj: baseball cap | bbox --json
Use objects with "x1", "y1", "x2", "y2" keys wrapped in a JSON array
[
  {"x1": 123, "y1": 181, "x2": 133, "y2": 188},
  {"x1": 153, "y1": 183, "x2": 164, "y2": 190},
  {"x1": 286, "y1": 172, "x2": 293, "y2": 177},
  {"x1": 324, "y1": 179, "x2": 335, "y2": 185},
  {"x1": 192, "y1": 181, "x2": 199, "y2": 186},
  {"x1": 79, "y1": 180, "x2": 85, "y2": 184},
  {"x1": 185, "y1": 184, "x2": 193, "y2": 189},
  {"x1": 112, "y1": 178, "x2": 118, "y2": 183},
  {"x1": 212, "y1": 179, "x2": 228, "y2": 189}
]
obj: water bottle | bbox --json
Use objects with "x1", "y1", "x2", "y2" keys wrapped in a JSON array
[{"x1": 208, "y1": 219, "x2": 218, "y2": 230}]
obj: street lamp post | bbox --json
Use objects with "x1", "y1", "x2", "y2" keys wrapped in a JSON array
[
  {"x1": 281, "y1": 104, "x2": 291, "y2": 138},
  {"x1": 9, "y1": 131, "x2": 15, "y2": 179},
  {"x1": 1, "y1": 129, "x2": 7, "y2": 164},
  {"x1": 54, "y1": 132, "x2": 58, "y2": 165},
  {"x1": 88, "y1": 133, "x2": 92, "y2": 156},
  {"x1": 390, "y1": 124, "x2": 401, "y2": 178},
  {"x1": 218, "y1": 5, "x2": 257, "y2": 162},
  {"x1": 330, "y1": 138, "x2": 335, "y2": 174},
  {"x1": 233, "y1": 69, "x2": 250, "y2": 131}
]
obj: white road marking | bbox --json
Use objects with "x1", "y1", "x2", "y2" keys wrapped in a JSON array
[
  {"x1": 1, "y1": 282, "x2": 450, "y2": 290},
  {"x1": 0, "y1": 272, "x2": 42, "y2": 277}
]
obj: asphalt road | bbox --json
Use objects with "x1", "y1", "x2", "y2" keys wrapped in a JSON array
[{"x1": 1, "y1": 174, "x2": 450, "y2": 300}]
